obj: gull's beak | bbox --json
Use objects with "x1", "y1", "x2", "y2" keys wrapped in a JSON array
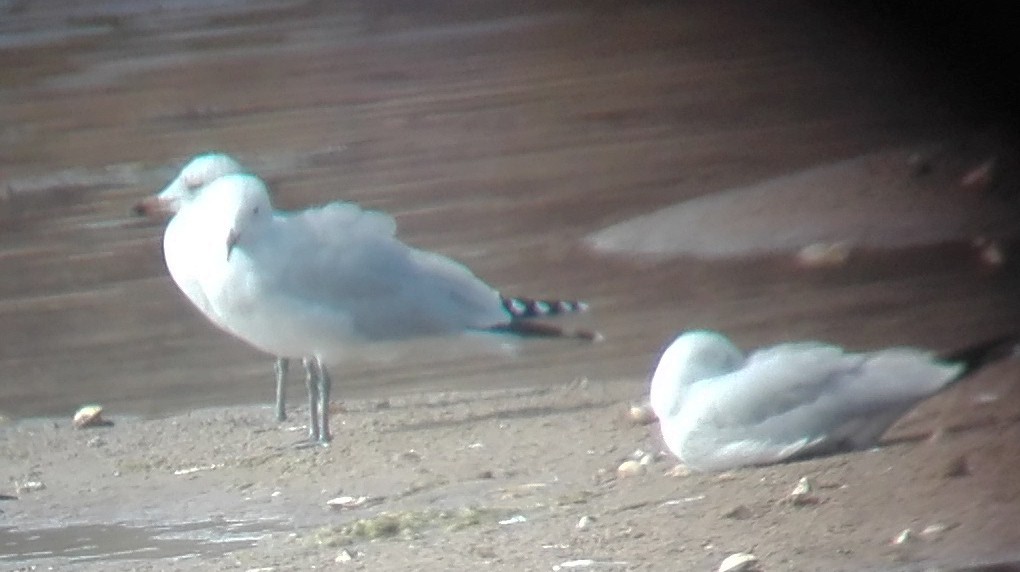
[
  {"x1": 226, "y1": 228, "x2": 240, "y2": 261},
  {"x1": 132, "y1": 196, "x2": 176, "y2": 221}
]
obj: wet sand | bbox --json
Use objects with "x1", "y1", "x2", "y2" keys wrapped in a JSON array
[{"x1": 2, "y1": 1, "x2": 1020, "y2": 570}]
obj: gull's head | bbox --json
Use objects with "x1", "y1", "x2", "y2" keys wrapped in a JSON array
[
  {"x1": 649, "y1": 330, "x2": 744, "y2": 420},
  {"x1": 188, "y1": 173, "x2": 273, "y2": 261},
  {"x1": 133, "y1": 153, "x2": 246, "y2": 220}
]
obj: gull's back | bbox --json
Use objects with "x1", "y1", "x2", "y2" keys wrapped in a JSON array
[{"x1": 211, "y1": 195, "x2": 511, "y2": 362}]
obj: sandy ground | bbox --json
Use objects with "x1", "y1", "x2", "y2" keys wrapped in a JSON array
[
  {"x1": 4, "y1": 363, "x2": 1020, "y2": 571},
  {"x1": 3, "y1": 1, "x2": 1020, "y2": 571}
]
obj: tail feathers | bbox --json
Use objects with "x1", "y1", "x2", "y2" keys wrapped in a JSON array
[
  {"x1": 501, "y1": 295, "x2": 589, "y2": 320},
  {"x1": 488, "y1": 320, "x2": 603, "y2": 342},
  {"x1": 940, "y1": 333, "x2": 1019, "y2": 379}
]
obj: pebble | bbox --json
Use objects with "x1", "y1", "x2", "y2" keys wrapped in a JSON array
[
  {"x1": 627, "y1": 403, "x2": 656, "y2": 425},
  {"x1": 576, "y1": 516, "x2": 595, "y2": 530},
  {"x1": 73, "y1": 404, "x2": 112, "y2": 429},
  {"x1": 616, "y1": 460, "x2": 646, "y2": 478},
  {"x1": 664, "y1": 464, "x2": 691, "y2": 478}
]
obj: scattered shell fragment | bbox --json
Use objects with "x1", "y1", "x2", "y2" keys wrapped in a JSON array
[
  {"x1": 335, "y1": 549, "x2": 356, "y2": 563},
  {"x1": 616, "y1": 460, "x2": 646, "y2": 478},
  {"x1": 791, "y1": 477, "x2": 812, "y2": 495},
  {"x1": 718, "y1": 552, "x2": 761, "y2": 572},
  {"x1": 627, "y1": 402, "x2": 656, "y2": 425},
  {"x1": 892, "y1": 528, "x2": 913, "y2": 545},
  {"x1": 787, "y1": 477, "x2": 820, "y2": 506},
  {"x1": 796, "y1": 241, "x2": 852, "y2": 267},
  {"x1": 73, "y1": 404, "x2": 112, "y2": 429},
  {"x1": 326, "y1": 495, "x2": 377, "y2": 510},
  {"x1": 661, "y1": 495, "x2": 705, "y2": 506},
  {"x1": 16, "y1": 481, "x2": 45, "y2": 494},
  {"x1": 552, "y1": 559, "x2": 629, "y2": 571},
  {"x1": 943, "y1": 454, "x2": 970, "y2": 478},
  {"x1": 554, "y1": 559, "x2": 595, "y2": 570},
  {"x1": 576, "y1": 516, "x2": 595, "y2": 530},
  {"x1": 498, "y1": 515, "x2": 527, "y2": 525},
  {"x1": 919, "y1": 522, "x2": 955, "y2": 539},
  {"x1": 173, "y1": 464, "x2": 222, "y2": 476}
]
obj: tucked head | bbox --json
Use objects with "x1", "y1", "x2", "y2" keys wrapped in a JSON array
[
  {"x1": 133, "y1": 153, "x2": 246, "y2": 219},
  {"x1": 649, "y1": 330, "x2": 745, "y2": 420},
  {"x1": 184, "y1": 173, "x2": 274, "y2": 260}
]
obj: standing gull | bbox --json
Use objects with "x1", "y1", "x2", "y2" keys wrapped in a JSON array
[
  {"x1": 166, "y1": 171, "x2": 596, "y2": 445},
  {"x1": 649, "y1": 330, "x2": 1014, "y2": 472},
  {"x1": 134, "y1": 153, "x2": 304, "y2": 422}
]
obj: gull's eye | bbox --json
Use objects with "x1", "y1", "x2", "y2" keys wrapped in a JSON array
[
  {"x1": 253, "y1": 206, "x2": 260, "y2": 215},
  {"x1": 182, "y1": 174, "x2": 201, "y2": 190}
]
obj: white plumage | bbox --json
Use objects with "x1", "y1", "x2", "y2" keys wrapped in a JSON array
[
  {"x1": 649, "y1": 330, "x2": 1002, "y2": 472},
  {"x1": 162, "y1": 169, "x2": 592, "y2": 445},
  {"x1": 138, "y1": 153, "x2": 302, "y2": 424}
]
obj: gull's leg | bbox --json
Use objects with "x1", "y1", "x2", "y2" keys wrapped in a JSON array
[
  {"x1": 274, "y1": 358, "x2": 289, "y2": 422},
  {"x1": 316, "y1": 358, "x2": 333, "y2": 445},
  {"x1": 303, "y1": 357, "x2": 320, "y2": 442}
]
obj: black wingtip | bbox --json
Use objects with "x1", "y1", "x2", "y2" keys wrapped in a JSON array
[
  {"x1": 488, "y1": 321, "x2": 603, "y2": 342},
  {"x1": 940, "y1": 333, "x2": 1019, "y2": 376}
]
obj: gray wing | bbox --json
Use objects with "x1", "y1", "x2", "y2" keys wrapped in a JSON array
[
  {"x1": 695, "y1": 343, "x2": 963, "y2": 449},
  {"x1": 256, "y1": 205, "x2": 507, "y2": 340}
]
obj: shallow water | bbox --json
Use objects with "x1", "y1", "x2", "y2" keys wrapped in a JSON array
[
  {"x1": 0, "y1": 518, "x2": 288, "y2": 565},
  {"x1": 3, "y1": 0, "x2": 1018, "y2": 425}
]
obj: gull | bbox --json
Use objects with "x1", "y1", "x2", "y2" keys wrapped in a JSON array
[
  {"x1": 134, "y1": 153, "x2": 304, "y2": 422},
  {"x1": 649, "y1": 330, "x2": 1014, "y2": 472},
  {"x1": 165, "y1": 171, "x2": 596, "y2": 445}
]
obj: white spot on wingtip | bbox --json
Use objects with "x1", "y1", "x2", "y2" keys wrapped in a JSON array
[{"x1": 508, "y1": 298, "x2": 527, "y2": 315}]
